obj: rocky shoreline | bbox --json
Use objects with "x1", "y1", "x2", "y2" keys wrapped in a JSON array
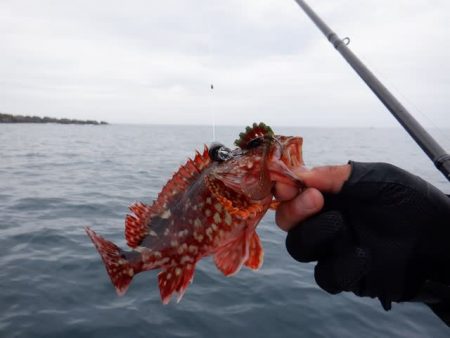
[{"x1": 0, "y1": 113, "x2": 108, "y2": 125}]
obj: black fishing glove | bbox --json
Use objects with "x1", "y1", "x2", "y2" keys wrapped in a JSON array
[{"x1": 286, "y1": 162, "x2": 450, "y2": 323}]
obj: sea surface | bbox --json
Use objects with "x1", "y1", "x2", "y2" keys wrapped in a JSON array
[{"x1": 0, "y1": 124, "x2": 449, "y2": 338}]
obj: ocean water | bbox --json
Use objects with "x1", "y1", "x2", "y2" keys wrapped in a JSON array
[{"x1": 0, "y1": 124, "x2": 449, "y2": 338}]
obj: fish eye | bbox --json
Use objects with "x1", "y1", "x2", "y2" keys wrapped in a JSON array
[
  {"x1": 246, "y1": 137, "x2": 264, "y2": 149},
  {"x1": 209, "y1": 143, "x2": 232, "y2": 162}
]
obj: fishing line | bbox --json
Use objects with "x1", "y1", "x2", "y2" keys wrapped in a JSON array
[
  {"x1": 367, "y1": 60, "x2": 450, "y2": 145},
  {"x1": 210, "y1": 83, "x2": 216, "y2": 142},
  {"x1": 206, "y1": 6, "x2": 216, "y2": 143}
]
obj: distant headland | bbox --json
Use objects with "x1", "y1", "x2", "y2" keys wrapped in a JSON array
[{"x1": 0, "y1": 113, "x2": 108, "y2": 125}]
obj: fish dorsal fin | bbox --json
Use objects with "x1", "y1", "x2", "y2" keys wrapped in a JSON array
[
  {"x1": 153, "y1": 145, "x2": 210, "y2": 210},
  {"x1": 125, "y1": 146, "x2": 210, "y2": 248}
]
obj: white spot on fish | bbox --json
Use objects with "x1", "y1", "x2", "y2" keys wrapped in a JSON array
[
  {"x1": 167, "y1": 273, "x2": 172, "y2": 280},
  {"x1": 214, "y1": 212, "x2": 221, "y2": 223},
  {"x1": 177, "y1": 243, "x2": 187, "y2": 254},
  {"x1": 206, "y1": 228, "x2": 213, "y2": 240},
  {"x1": 135, "y1": 246, "x2": 150, "y2": 253},
  {"x1": 181, "y1": 255, "x2": 193, "y2": 264},
  {"x1": 149, "y1": 230, "x2": 157, "y2": 237},
  {"x1": 175, "y1": 268, "x2": 182, "y2": 276},
  {"x1": 194, "y1": 232, "x2": 204, "y2": 243},
  {"x1": 214, "y1": 203, "x2": 223, "y2": 212},
  {"x1": 205, "y1": 209, "x2": 212, "y2": 217},
  {"x1": 160, "y1": 209, "x2": 171, "y2": 219},
  {"x1": 164, "y1": 228, "x2": 170, "y2": 236},
  {"x1": 188, "y1": 245, "x2": 198, "y2": 254},
  {"x1": 225, "y1": 212, "x2": 232, "y2": 226},
  {"x1": 194, "y1": 218, "x2": 202, "y2": 228},
  {"x1": 206, "y1": 197, "x2": 212, "y2": 204},
  {"x1": 171, "y1": 239, "x2": 179, "y2": 247},
  {"x1": 211, "y1": 223, "x2": 218, "y2": 231}
]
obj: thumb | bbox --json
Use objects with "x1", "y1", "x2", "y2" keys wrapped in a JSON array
[{"x1": 296, "y1": 164, "x2": 351, "y2": 193}]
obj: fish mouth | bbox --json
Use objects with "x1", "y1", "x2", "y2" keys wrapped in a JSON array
[
  {"x1": 266, "y1": 136, "x2": 305, "y2": 188},
  {"x1": 279, "y1": 136, "x2": 303, "y2": 169}
]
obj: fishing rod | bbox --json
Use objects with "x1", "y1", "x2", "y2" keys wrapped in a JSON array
[{"x1": 293, "y1": 0, "x2": 450, "y2": 182}]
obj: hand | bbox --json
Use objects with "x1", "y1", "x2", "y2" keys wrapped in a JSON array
[
  {"x1": 275, "y1": 162, "x2": 450, "y2": 312},
  {"x1": 275, "y1": 164, "x2": 351, "y2": 230}
]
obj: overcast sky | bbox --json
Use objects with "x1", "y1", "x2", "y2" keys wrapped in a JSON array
[{"x1": 1, "y1": 0, "x2": 449, "y2": 127}]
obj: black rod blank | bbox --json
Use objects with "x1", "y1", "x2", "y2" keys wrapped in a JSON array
[{"x1": 293, "y1": 0, "x2": 450, "y2": 182}]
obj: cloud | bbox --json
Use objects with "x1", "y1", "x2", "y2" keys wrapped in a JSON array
[{"x1": 0, "y1": 0, "x2": 449, "y2": 128}]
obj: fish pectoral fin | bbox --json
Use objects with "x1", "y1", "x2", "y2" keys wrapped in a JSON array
[
  {"x1": 214, "y1": 235, "x2": 248, "y2": 277},
  {"x1": 244, "y1": 231, "x2": 264, "y2": 270},
  {"x1": 158, "y1": 264, "x2": 196, "y2": 305}
]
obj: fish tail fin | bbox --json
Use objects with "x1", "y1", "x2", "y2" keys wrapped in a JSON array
[{"x1": 85, "y1": 227, "x2": 135, "y2": 296}]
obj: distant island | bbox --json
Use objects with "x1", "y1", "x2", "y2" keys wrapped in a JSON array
[{"x1": 0, "y1": 113, "x2": 108, "y2": 125}]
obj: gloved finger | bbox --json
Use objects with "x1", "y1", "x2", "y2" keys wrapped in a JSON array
[
  {"x1": 276, "y1": 188, "x2": 324, "y2": 231},
  {"x1": 285, "y1": 210, "x2": 346, "y2": 262},
  {"x1": 314, "y1": 247, "x2": 370, "y2": 295}
]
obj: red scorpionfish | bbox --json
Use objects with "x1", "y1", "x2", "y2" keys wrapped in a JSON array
[{"x1": 86, "y1": 123, "x2": 304, "y2": 304}]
